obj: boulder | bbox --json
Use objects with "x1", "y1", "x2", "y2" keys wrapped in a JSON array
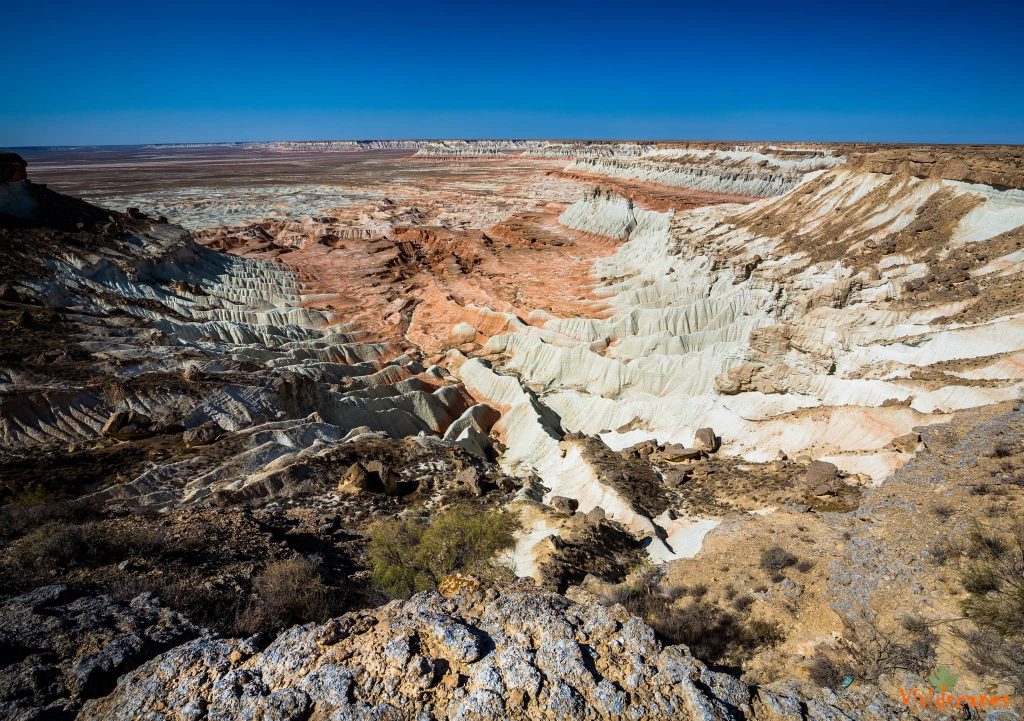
[
  {"x1": 889, "y1": 432, "x2": 923, "y2": 454},
  {"x1": 364, "y1": 459, "x2": 399, "y2": 495},
  {"x1": 550, "y1": 496, "x2": 579, "y2": 514},
  {"x1": 454, "y1": 466, "x2": 484, "y2": 497},
  {"x1": 662, "y1": 468, "x2": 692, "y2": 487},
  {"x1": 0, "y1": 152, "x2": 27, "y2": 182},
  {"x1": 714, "y1": 363, "x2": 760, "y2": 395},
  {"x1": 337, "y1": 462, "x2": 371, "y2": 494},
  {"x1": 0, "y1": 283, "x2": 23, "y2": 302},
  {"x1": 585, "y1": 506, "x2": 607, "y2": 523},
  {"x1": 655, "y1": 444, "x2": 704, "y2": 462},
  {"x1": 693, "y1": 427, "x2": 719, "y2": 453},
  {"x1": 633, "y1": 440, "x2": 659, "y2": 458},
  {"x1": 101, "y1": 410, "x2": 153, "y2": 440},
  {"x1": 70, "y1": 582, "x2": 912, "y2": 721},
  {"x1": 182, "y1": 421, "x2": 224, "y2": 448},
  {"x1": 271, "y1": 371, "x2": 319, "y2": 417},
  {"x1": 0, "y1": 585, "x2": 200, "y2": 720},
  {"x1": 802, "y1": 460, "x2": 839, "y2": 485},
  {"x1": 181, "y1": 365, "x2": 206, "y2": 382},
  {"x1": 451, "y1": 322, "x2": 478, "y2": 344}
]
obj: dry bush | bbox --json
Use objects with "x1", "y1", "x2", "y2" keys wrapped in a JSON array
[
  {"x1": 956, "y1": 627, "x2": 1024, "y2": 694},
  {"x1": 960, "y1": 523, "x2": 1024, "y2": 635},
  {"x1": 253, "y1": 556, "x2": 333, "y2": 625},
  {"x1": 795, "y1": 559, "x2": 816, "y2": 573},
  {"x1": 599, "y1": 577, "x2": 783, "y2": 668},
  {"x1": 9, "y1": 521, "x2": 105, "y2": 573},
  {"x1": 955, "y1": 521, "x2": 1024, "y2": 692},
  {"x1": 0, "y1": 496, "x2": 101, "y2": 540},
  {"x1": 803, "y1": 613, "x2": 936, "y2": 691},
  {"x1": 688, "y1": 582, "x2": 709, "y2": 598},
  {"x1": 759, "y1": 546, "x2": 798, "y2": 571},
  {"x1": 660, "y1": 583, "x2": 689, "y2": 602},
  {"x1": 929, "y1": 535, "x2": 964, "y2": 566},
  {"x1": 807, "y1": 652, "x2": 854, "y2": 689},
  {"x1": 838, "y1": 612, "x2": 937, "y2": 682},
  {"x1": 742, "y1": 617, "x2": 785, "y2": 647},
  {"x1": 732, "y1": 594, "x2": 755, "y2": 612}
]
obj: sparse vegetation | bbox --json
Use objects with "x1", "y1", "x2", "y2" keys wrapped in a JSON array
[
  {"x1": 807, "y1": 651, "x2": 854, "y2": 689},
  {"x1": 759, "y1": 546, "x2": 798, "y2": 571},
  {"x1": 929, "y1": 534, "x2": 964, "y2": 566},
  {"x1": 955, "y1": 521, "x2": 1024, "y2": 692},
  {"x1": 367, "y1": 503, "x2": 520, "y2": 598},
  {"x1": 0, "y1": 505, "x2": 361, "y2": 637},
  {"x1": 811, "y1": 612, "x2": 937, "y2": 687},
  {"x1": 732, "y1": 593, "x2": 755, "y2": 612},
  {"x1": 598, "y1": 574, "x2": 784, "y2": 668},
  {"x1": 9, "y1": 521, "x2": 104, "y2": 573},
  {"x1": 250, "y1": 556, "x2": 334, "y2": 628},
  {"x1": 959, "y1": 522, "x2": 1024, "y2": 634},
  {"x1": 8, "y1": 519, "x2": 182, "y2": 577}
]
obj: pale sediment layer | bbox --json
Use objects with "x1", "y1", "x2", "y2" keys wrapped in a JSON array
[{"x1": 446, "y1": 153, "x2": 1024, "y2": 569}]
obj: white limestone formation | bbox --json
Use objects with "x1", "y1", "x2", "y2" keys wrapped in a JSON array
[
  {"x1": 566, "y1": 145, "x2": 844, "y2": 197},
  {"x1": 454, "y1": 164, "x2": 1024, "y2": 569}
]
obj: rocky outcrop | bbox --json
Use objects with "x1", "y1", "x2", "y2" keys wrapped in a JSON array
[
  {"x1": 0, "y1": 152, "x2": 27, "y2": 182},
  {"x1": 0, "y1": 585, "x2": 200, "y2": 721},
  {"x1": 413, "y1": 140, "x2": 550, "y2": 158},
  {"x1": 846, "y1": 146, "x2": 1024, "y2": 189},
  {"x1": 564, "y1": 145, "x2": 844, "y2": 197},
  {"x1": 77, "y1": 583, "x2": 907, "y2": 721}
]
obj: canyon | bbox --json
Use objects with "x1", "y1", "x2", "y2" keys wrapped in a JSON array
[{"x1": 2, "y1": 140, "x2": 1024, "y2": 720}]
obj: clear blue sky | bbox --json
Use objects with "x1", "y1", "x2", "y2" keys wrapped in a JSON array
[{"x1": 2, "y1": 0, "x2": 1022, "y2": 146}]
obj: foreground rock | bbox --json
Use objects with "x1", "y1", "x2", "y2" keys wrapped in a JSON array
[
  {"x1": 77, "y1": 583, "x2": 908, "y2": 721},
  {"x1": 0, "y1": 585, "x2": 199, "y2": 721}
]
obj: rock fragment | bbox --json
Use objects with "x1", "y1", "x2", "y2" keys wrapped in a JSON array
[
  {"x1": 802, "y1": 460, "x2": 839, "y2": 485},
  {"x1": 101, "y1": 410, "x2": 153, "y2": 440},
  {"x1": 693, "y1": 427, "x2": 720, "y2": 453},
  {"x1": 550, "y1": 496, "x2": 579, "y2": 514},
  {"x1": 183, "y1": 421, "x2": 224, "y2": 447}
]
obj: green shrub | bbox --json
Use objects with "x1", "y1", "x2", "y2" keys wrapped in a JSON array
[{"x1": 368, "y1": 504, "x2": 519, "y2": 598}]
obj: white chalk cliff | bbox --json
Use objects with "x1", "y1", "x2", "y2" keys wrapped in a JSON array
[{"x1": 449, "y1": 155, "x2": 1024, "y2": 566}]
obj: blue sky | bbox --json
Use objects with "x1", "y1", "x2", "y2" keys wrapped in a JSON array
[{"x1": 2, "y1": 0, "x2": 1022, "y2": 145}]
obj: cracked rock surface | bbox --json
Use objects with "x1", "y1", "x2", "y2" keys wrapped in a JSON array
[{"x1": 76, "y1": 582, "x2": 907, "y2": 721}]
